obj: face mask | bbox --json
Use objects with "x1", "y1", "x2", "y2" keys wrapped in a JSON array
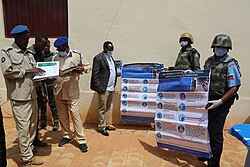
[
  {"x1": 107, "y1": 50, "x2": 113, "y2": 56},
  {"x1": 180, "y1": 41, "x2": 189, "y2": 47},
  {"x1": 214, "y1": 48, "x2": 228, "y2": 57},
  {"x1": 59, "y1": 51, "x2": 67, "y2": 57}
]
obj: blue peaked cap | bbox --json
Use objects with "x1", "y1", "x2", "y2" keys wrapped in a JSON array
[
  {"x1": 54, "y1": 36, "x2": 68, "y2": 49},
  {"x1": 10, "y1": 25, "x2": 29, "y2": 35}
]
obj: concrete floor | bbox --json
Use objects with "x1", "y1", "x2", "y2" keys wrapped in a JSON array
[{"x1": 3, "y1": 116, "x2": 247, "y2": 167}]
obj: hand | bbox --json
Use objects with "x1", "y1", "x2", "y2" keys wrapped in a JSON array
[
  {"x1": 27, "y1": 68, "x2": 45, "y2": 74},
  {"x1": 97, "y1": 87, "x2": 105, "y2": 94},
  {"x1": 206, "y1": 99, "x2": 223, "y2": 110},
  {"x1": 184, "y1": 69, "x2": 193, "y2": 73},
  {"x1": 74, "y1": 66, "x2": 84, "y2": 73}
]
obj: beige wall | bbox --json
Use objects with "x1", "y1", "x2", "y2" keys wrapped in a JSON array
[{"x1": 0, "y1": 0, "x2": 249, "y2": 128}]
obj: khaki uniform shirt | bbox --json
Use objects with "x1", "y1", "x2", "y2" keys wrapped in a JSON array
[
  {"x1": 53, "y1": 50, "x2": 91, "y2": 100},
  {"x1": 0, "y1": 43, "x2": 37, "y2": 101}
]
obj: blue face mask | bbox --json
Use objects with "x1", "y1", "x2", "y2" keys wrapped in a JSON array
[
  {"x1": 214, "y1": 47, "x2": 228, "y2": 57},
  {"x1": 180, "y1": 41, "x2": 189, "y2": 47},
  {"x1": 59, "y1": 51, "x2": 67, "y2": 57}
]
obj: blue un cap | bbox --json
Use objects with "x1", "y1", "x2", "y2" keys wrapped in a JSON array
[
  {"x1": 54, "y1": 36, "x2": 68, "y2": 49},
  {"x1": 10, "y1": 25, "x2": 29, "y2": 35}
]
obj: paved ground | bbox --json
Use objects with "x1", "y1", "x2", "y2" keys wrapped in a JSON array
[{"x1": 3, "y1": 116, "x2": 247, "y2": 167}]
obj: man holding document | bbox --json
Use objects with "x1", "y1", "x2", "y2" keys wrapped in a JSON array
[
  {"x1": 1, "y1": 25, "x2": 44, "y2": 166},
  {"x1": 52, "y1": 36, "x2": 91, "y2": 152}
]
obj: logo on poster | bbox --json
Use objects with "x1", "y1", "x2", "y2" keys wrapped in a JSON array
[
  {"x1": 156, "y1": 122, "x2": 163, "y2": 129},
  {"x1": 157, "y1": 112, "x2": 163, "y2": 119},
  {"x1": 179, "y1": 114, "x2": 186, "y2": 122},
  {"x1": 122, "y1": 93, "x2": 128, "y2": 98},
  {"x1": 179, "y1": 103, "x2": 186, "y2": 111},
  {"x1": 157, "y1": 102, "x2": 163, "y2": 109},
  {"x1": 158, "y1": 92, "x2": 164, "y2": 99},
  {"x1": 177, "y1": 125, "x2": 185, "y2": 133},
  {"x1": 122, "y1": 101, "x2": 128, "y2": 106},
  {"x1": 142, "y1": 86, "x2": 148, "y2": 92},
  {"x1": 142, "y1": 102, "x2": 148, "y2": 107},
  {"x1": 180, "y1": 93, "x2": 186, "y2": 100},
  {"x1": 142, "y1": 94, "x2": 148, "y2": 100},
  {"x1": 156, "y1": 132, "x2": 162, "y2": 138}
]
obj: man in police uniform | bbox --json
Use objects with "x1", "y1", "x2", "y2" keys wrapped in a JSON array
[
  {"x1": 203, "y1": 34, "x2": 241, "y2": 167},
  {"x1": 0, "y1": 25, "x2": 44, "y2": 166},
  {"x1": 174, "y1": 32, "x2": 201, "y2": 71},
  {"x1": 53, "y1": 36, "x2": 91, "y2": 152}
]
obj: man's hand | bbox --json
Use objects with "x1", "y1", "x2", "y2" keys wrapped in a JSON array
[
  {"x1": 26, "y1": 68, "x2": 45, "y2": 74},
  {"x1": 74, "y1": 66, "x2": 84, "y2": 73},
  {"x1": 97, "y1": 87, "x2": 105, "y2": 94},
  {"x1": 206, "y1": 99, "x2": 223, "y2": 110}
]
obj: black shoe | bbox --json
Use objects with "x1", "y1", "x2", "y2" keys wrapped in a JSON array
[
  {"x1": 38, "y1": 121, "x2": 47, "y2": 130},
  {"x1": 79, "y1": 144, "x2": 88, "y2": 152},
  {"x1": 99, "y1": 130, "x2": 109, "y2": 136},
  {"x1": 33, "y1": 139, "x2": 48, "y2": 147},
  {"x1": 32, "y1": 148, "x2": 38, "y2": 155},
  {"x1": 105, "y1": 126, "x2": 116, "y2": 131},
  {"x1": 52, "y1": 121, "x2": 59, "y2": 131},
  {"x1": 197, "y1": 157, "x2": 209, "y2": 161},
  {"x1": 58, "y1": 138, "x2": 72, "y2": 147}
]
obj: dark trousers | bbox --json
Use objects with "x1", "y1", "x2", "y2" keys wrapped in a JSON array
[
  {"x1": 44, "y1": 84, "x2": 58, "y2": 122},
  {"x1": 0, "y1": 107, "x2": 7, "y2": 167},
  {"x1": 208, "y1": 100, "x2": 232, "y2": 167}
]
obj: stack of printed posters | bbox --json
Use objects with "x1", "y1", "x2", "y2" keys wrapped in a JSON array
[
  {"x1": 120, "y1": 63, "x2": 163, "y2": 123},
  {"x1": 155, "y1": 70, "x2": 212, "y2": 158}
]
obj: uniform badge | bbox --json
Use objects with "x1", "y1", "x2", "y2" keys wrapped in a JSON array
[
  {"x1": 227, "y1": 74, "x2": 234, "y2": 80},
  {"x1": 1, "y1": 57, "x2": 6, "y2": 63}
]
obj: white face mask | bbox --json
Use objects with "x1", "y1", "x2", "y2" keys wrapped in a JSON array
[
  {"x1": 214, "y1": 47, "x2": 228, "y2": 57},
  {"x1": 107, "y1": 50, "x2": 113, "y2": 56},
  {"x1": 180, "y1": 41, "x2": 189, "y2": 47},
  {"x1": 59, "y1": 51, "x2": 67, "y2": 57}
]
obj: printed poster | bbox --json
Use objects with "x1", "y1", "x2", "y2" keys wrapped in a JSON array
[
  {"x1": 155, "y1": 70, "x2": 212, "y2": 158},
  {"x1": 120, "y1": 63, "x2": 163, "y2": 123}
]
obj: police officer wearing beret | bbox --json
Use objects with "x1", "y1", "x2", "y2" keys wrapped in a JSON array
[
  {"x1": 0, "y1": 25, "x2": 44, "y2": 166},
  {"x1": 53, "y1": 36, "x2": 91, "y2": 152},
  {"x1": 203, "y1": 34, "x2": 241, "y2": 167}
]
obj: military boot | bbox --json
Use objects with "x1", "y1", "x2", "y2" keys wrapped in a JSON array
[
  {"x1": 52, "y1": 120, "x2": 59, "y2": 131},
  {"x1": 38, "y1": 119, "x2": 47, "y2": 130}
]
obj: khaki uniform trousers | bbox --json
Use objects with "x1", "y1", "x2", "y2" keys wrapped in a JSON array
[
  {"x1": 56, "y1": 99, "x2": 87, "y2": 144},
  {"x1": 97, "y1": 91, "x2": 113, "y2": 130},
  {"x1": 10, "y1": 99, "x2": 38, "y2": 162}
]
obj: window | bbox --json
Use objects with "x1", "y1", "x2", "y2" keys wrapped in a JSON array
[{"x1": 2, "y1": 0, "x2": 68, "y2": 38}]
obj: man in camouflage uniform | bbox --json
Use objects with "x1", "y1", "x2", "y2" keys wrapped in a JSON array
[
  {"x1": 40, "y1": 40, "x2": 59, "y2": 131},
  {"x1": 29, "y1": 34, "x2": 48, "y2": 147},
  {"x1": 0, "y1": 25, "x2": 43, "y2": 166},
  {"x1": 174, "y1": 32, "x2": 201, "y2": 71},
  {"x1": 203, "y1": 34, "x2": 241, "y2": 167},
  {"x1": 53, "y1": 36, "x2": 91, "y2": 152}
]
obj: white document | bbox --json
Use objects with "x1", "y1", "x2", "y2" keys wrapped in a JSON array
[{"x1": 33, "y1": 61, "x2": 59, "y2": 81}]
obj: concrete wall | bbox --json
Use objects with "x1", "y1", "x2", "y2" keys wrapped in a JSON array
[{"x1": 0, "y1": 0, "x2": 250, "y2": 128}]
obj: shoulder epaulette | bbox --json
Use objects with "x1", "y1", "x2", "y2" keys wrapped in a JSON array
[{"x1": 72, "y1": 50, "x2": 81, "y2": 55}]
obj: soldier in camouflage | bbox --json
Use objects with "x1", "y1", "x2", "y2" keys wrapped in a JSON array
[
  {"x1": 174, "y1": 32, "x2": 201, "y2": 71},
  {"x1": 202, "y1": 34, "x2": 241, "y2": 167},
  {"x1": 40, "y1": 40, "x2": 59, "y2": 131}
]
